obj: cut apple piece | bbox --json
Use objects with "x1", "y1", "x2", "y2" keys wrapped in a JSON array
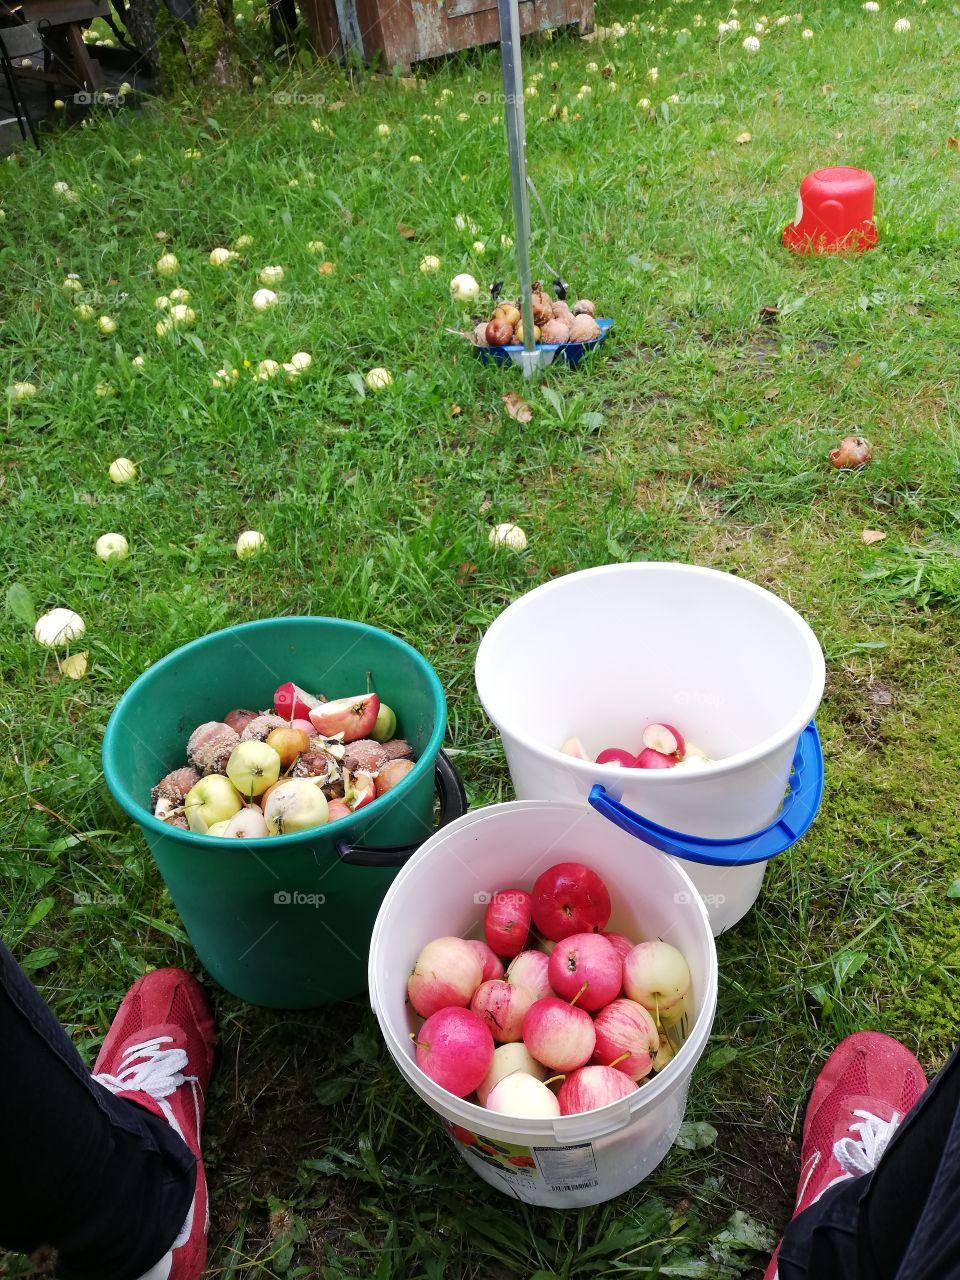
[
  {"x1": 309, "y1": 693, "x2": 380, "y2": 743},
  {"x1": 346, "y1": 769, "x2": 377, "y2": 811},
  {"x1": 641, "y1": 723, "x2": 685, "y2": 758},
  {"x1": 561, "y1": 736, "x2": 589, "y2": 760},
  {"x1": 635, "y1": 747, "x2": 677, "y2": 769},
  {"x1": 274, "y1": 681, "x2": 323, "y2": 721},
  {"x1": 596, "y1": 747, "x2": 637, "y2": 768}
]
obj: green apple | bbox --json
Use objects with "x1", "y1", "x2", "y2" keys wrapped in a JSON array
[
  {"x1": 263, "y1": 778, "x2": 329, "y2": 836},
  {"x1": 226, "y1": 740, "x2": 282, "y2": 797},
  {"x1": 184, "y1": 775, "x2": 243, "y2": 834},
  {"x1": 207, "y1": 819, "x2": 231, "y2": 837},
  {"x1": 371, "y1": 702, "x2": 397, "y2": 742}
]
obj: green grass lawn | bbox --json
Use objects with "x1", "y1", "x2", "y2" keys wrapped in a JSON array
[{"x1": 3, "y1": 0, "x2": 960, "y2": 1274}]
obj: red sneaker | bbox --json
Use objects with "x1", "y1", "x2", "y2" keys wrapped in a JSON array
[
  {"x1": 92, "y1": 968, "x2": 215, "y2": 1280},
  {"x1": 763, "y1": 1031, "x2": 927, "y2": 1280}
]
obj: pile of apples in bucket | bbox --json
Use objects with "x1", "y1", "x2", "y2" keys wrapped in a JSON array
[
  {"x1": 150, "y1": 681, "x2": 415, "y2": 837},
  {"x1": 407, "y1": 862, "x2": 692, "y2": 1118},
  {"x1": 562, "y1": 721, "x2": 713, "y2": 771}
]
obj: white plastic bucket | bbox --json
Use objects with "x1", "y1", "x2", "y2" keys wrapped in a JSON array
[
  {"x1": 474, "y1": 563, "x2": 826, "y2": 934},
  {"x1": 368, "y1": 800, "x2": 718, "y2": 1208}
]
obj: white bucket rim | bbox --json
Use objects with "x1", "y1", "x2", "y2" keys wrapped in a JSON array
[
  {"x1": 474, "y1": 561, "x2": 826, "y2": 784},
  {"x1": 368, "y1": 799, "x2": 719, "y2": 1139}
]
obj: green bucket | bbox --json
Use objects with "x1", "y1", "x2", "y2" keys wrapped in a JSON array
[{"x1": 102, "y1": 617, "x2": 465, "y2": 1008}]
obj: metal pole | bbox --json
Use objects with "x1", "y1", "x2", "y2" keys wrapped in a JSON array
[{"x1": 496, "y1": 0, "x2": 539, "y2": 378}]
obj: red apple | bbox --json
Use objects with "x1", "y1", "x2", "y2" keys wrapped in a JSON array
[
  {"x1": 309, "y1": 693, "x2": 380, "y2": 743},
  {"x1": 547, "y1": 932, "x2": 622, "y2": 1011},
  {"x1": 467, "y1": 939, "x2": 505, "y2": 982},
  {"x1": 531, "y1": 862, "x2": 612, "y2": 941},
  {"x1": 830, "y1": 435, "x2": 872, "y2": 470},
  {"x1": 596, "y1": 747, "x2": 636, "y2": 767},
  {"x1": 641, "y1": 723, "x2": 685, "y2": 758},
  {"x1": 634, "y1": 747, "x2": 677, "y2": 769},
  {"x1": 484, "y1": 889, "x2": 532, "y2": 957},
  {"x1": 470, "y1": 979, "x2": 537, "y2": 1042},
  {"x1": 274, "y1": 681, "x2": 323, "y2": 721},
  {"x1": 521, "y1": 996, "x2": 595, "y2": 1072},
  {"x1": 326, "y1": 797, "x2": 352, "y2": 822},
  {"x1": 414, "y1": 1007, "x2": 494, "y2": 1097},
  {"x1": 557, "y1": 1065, "x2": 638, "y2": 1115},
  {"x1": 407, "y1": 936, "x2": 483, "y2": 1017},
  {"x1": 592, "y1": 999, "x2": 659, "y2": 1079}
]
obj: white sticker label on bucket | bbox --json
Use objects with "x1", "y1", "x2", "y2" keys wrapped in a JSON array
[{"x1": 532, "y1": 1142, "x2": 599, "y2": 1192}]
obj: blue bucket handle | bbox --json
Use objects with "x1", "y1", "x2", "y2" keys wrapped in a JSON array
[{"x1": 587, "y1": 721, "x2": 823, "y2": 868}]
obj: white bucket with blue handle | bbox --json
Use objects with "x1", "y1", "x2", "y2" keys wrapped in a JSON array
[{"x1": 474, "y1": 562, "x2": 826, "y2": 934}]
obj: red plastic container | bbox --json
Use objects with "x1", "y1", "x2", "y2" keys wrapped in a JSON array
[{"x1": 782, "y1": 167, "x2": 878, "y2": 254}]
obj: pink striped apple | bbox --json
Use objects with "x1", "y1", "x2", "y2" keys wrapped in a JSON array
[
  {"x1": 470, "y1": 979, "x2": 537, "y2": 1042},
  {"x1": 407, "y1": 936, "x2": 483, "y2": 1018},
  {"x1": 521, "y1": 996, "x2": 595, "y2": 1072},
  {"x1": 557, "y1": 1065, "x2": 638, "y2": 1115},
  {"x1": 592, "y1": 999, "x2": 659, "y2": 1079},
  {"x1": 505, "y1": 949, "x2": 553, "y2": 1000}
]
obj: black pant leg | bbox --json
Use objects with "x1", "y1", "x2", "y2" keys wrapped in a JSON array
[
  {"x1": 0, "y1": 940, "x2": 196, "y2": 1280},
  {"x1": 778, "y1": 1043, "x2": 960, "y2": 1280}
]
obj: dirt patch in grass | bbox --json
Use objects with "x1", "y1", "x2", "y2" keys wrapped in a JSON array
[{"x1": 827, "y1": 668, "x2": 897, "y2": 749}]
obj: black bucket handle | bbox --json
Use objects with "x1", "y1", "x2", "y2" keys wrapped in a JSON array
[{"x1": 336, "y1": 751, "x2": 467, "y2": 868}]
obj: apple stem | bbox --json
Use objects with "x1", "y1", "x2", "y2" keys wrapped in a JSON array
[
  {"x1": 609, "y1": 1052, "x2": 631, "y2": 1068},
  {"x1": 408, "y1": 1032, "x2": 428, "y2": 1050},
  {"x1": 570, "y1": 982, "x2": 589, "y2": 1008},
  {"x1": 543, "y1": 1074, "x2": 566, "y2": 1088}
]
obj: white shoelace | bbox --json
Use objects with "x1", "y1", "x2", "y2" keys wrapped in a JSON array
[
  {"x1": 93, "y1": 1035, "x2": 202, "y2": 1248},
  {"x1": 833, "y1": 1107, "x2": 901, "y2": 1179}
]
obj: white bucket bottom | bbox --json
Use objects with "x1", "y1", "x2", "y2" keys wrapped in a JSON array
[{"x1": 369, "y1": 801, "x2": 718, "y2": 1207}]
